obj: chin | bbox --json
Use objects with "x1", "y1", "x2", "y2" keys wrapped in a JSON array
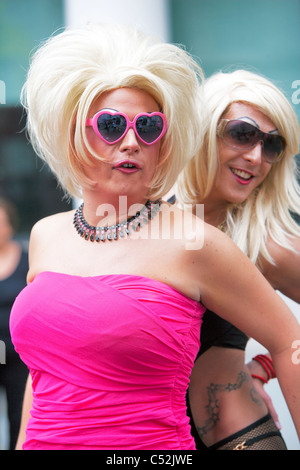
[{"x1": 228, "y1": 193, "x2": 252, "y2": 205}]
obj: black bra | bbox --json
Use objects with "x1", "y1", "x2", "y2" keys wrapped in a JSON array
[{"x1": 198, "y1": 309, "x2": 248, "y2": 357}]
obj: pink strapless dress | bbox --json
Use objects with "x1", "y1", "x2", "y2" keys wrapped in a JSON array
[{"x1": 10, "y1": 272, "x2": 205, "y2": 450}]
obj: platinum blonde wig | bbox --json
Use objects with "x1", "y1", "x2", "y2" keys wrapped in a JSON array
[
  {"x1": 21, "y1": 23, "x2": 204, "y2": 199},
  {"x1": 178, "y1": 69, "x2": 300, "y2": 266}
]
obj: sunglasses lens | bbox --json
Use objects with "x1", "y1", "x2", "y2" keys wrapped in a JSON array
[
  {"x1": 97, "y1": 114, "x2": 127, "y2": 143},
  {"x1": 224, "y1": 120, "x2": 257, "y2": 148},
  {"x1": 263, "y1": 134, "x2": 285, "y2": 162},
  {"x1": 136, "y1": 115, "x2": 165, "y2": 143}
]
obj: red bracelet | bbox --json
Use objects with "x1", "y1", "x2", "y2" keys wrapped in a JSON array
[
  {"x1": 251, "y1": 374, "x2": 268, "y2": 384},
  {"x1": 259, "y1": 355, "x2": 275, "y2": 377},
  {"x1": 253, "y1": 356, "x2": 271, "y2": 380},
  {"x1": 256, "y1": 354, "x2": 275, "y2": 374},
  {"x1": 252, "y1": 354, "x2": 276, "y2": 382},
  {"x1": 263, "y1": 355, "x2": 275, "y2": 377}
]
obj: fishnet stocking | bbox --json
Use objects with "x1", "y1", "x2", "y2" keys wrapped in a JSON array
[{"x1": 209, "y1": 414, "x2": 287, "y2": 450}]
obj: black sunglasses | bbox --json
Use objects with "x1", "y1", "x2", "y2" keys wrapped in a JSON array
[{"x1": 217, "y1": 119, "x2": 286, "y2": 164}]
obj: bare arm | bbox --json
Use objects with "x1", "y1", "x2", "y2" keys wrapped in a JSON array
[
  {"x1": 189, "y1": 224, "x2": 300, "y2": 436},
  {"x1": 15, "y1": 374, "x2": 33, "y2": 450},
  {"x1": 261, "y1": 235, "x2": 300, "y2": 303},
  {"x1": 244, "y1": 235, "x2": 300, "y2": 426}
]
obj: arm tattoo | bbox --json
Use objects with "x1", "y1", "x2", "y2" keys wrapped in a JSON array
[{"x1": 196, "y1": 370, "x2": 263, "y2": 438}]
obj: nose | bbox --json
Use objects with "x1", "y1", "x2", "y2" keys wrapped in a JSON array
[
  {"x1": 243, "y1": 141, "x2": 263, "y2": 164},
  {"x1": 119, "y1": 128, "x2": 140, "y2": 153}
]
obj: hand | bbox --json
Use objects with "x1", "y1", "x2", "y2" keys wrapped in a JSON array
[
  {"x1": 251, "y1": 376, "x2": 281, "y2": 430},
  {"x1": 247, "y1": 356, "x2": 280, "y2": 429}
]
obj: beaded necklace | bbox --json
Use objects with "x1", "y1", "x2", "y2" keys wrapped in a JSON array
[{"x1": 73, "y1": 200, "x2": 162, "y2": 242}]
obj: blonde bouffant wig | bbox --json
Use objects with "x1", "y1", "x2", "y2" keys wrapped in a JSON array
[
  {"x1": 21, "y1": 23, "x2": 204, "y2": 200},
  {"x1": 177, "y1": 69, "x2": 300, "y2": 267}
]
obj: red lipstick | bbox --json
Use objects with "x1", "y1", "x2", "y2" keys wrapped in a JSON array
[
  {"x1": 230, "y1": 168, "x2": 254, "y2": 185},
  {"x1": 112, "y1": 160, "x2": 141, "y2": 173}
]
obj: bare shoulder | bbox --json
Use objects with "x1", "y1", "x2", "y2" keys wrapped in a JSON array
[
  {"x1": 31, "y1": 210, "x2": 74, "y2": 235},
  {"x1": 27, "y1": 210, "x2": 75, "y2": 282},
  {"x1": 161, "y1": 201, "x2": 205, "y2": 249},
  {"x1": 166, "y1": 202, "x2": 243, "y2": 265},
  {"x1": 29, "y1": 210, "x2": 74, "y2": 248},
  {"x1": 186, "y1": 220, "x2": 262, "y2": 300}
]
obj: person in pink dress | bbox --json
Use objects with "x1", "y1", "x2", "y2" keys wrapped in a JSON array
[{"x1": 10, "y1": 24, "x2": 300, "y2": 450}]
